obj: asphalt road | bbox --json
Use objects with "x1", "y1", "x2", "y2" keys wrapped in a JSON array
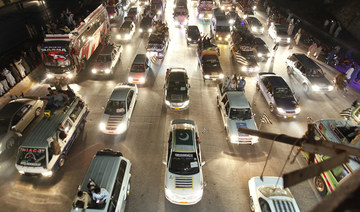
[{"x1": 0, "y1": 1, "x2": 355, "y2": 212}]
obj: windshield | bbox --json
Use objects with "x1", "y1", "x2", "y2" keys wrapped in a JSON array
[
  {"x1": 242, "y1": 52, "x2": 256, "y2": 60},
  {"x1": 276, "y1": 27, "x2": 288, "y2": 36},
  {"x1": 169, "y1": 152, "x2": 199, "y2": 175},
  {"x1": 307, "y1": 69, "x2": 324, "y2": 77},
  {"x1": 119, "y1": 27, "x2": 130, "y2": 33},
  {"x1": 131, "y1": 64, "x2": 145, "y2": 73},
  {"x1": 188, "y1": 27, "x2": 199, "y2": 35},
  {"x1": 17, "y1": 148, "x2": 47, "y2": 168},
  {"x1": 42, "y1": 50, "x2": 72, "y2": 68},
  {"x1": 216, "y1": 26, "x2": 230, "y2": 32},
  {"x1": 97, "y1": 55, "x2": 111, "y2": 62},
  {"x1": 168, "y1": 82, "x2": 187, "y2": 93},
  {"x1": 104, "y1": 100, "x2": 126, "y2": 115},
  {"x1": 203, "y1": 58, "x2": 220, "y2": 68},
  {"x1": 248, "y1": 18, "x2": 261, "y2": 26},
  {"x1": 174, "y1": 11, "x2": 188, "y2": 16},
  {"x1": 230, "y1": 108, "x2": 252, "y2": 120},
  {"x1": 274, "y1": 87, "x2": 293, "y2": 98},
  {"x1": 259, "y1": 186, "x2": 293, "y2": 198},
  {"x1": 0, "y1": 119, "x2": 10, "y2": 134}
]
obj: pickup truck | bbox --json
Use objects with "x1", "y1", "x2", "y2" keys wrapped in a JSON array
[{"x1": 216, "y1": 83, "x2": 258, "y2": 144}]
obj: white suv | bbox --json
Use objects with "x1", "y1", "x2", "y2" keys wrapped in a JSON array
[{"x1": 163, "y1": 119, "x2": 205, "y2": 205}]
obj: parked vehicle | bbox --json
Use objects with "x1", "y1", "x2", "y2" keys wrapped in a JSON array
[
  {"x1": 42, "y1": 4, "x2": 109, "y2": 81},
  {"x1": 268, "y1": 23, "x2": 290, "y2": 44},
  {"x1": 186, "y1": 25, "x2": 201, "y2": 45},
  {"x1": 286, "y1": 53, "x2": 334, "y2": 95},
  {"x1": 246, "y1": 16, "x2": 264, "y2": 34},
  {"x1": 256, "y1": 73, "x2": 300, "y2": 118},
  {"x1": 0, "y1": 97, "x2": 44, "y2": 154},
  {"x1": 163, "y1": 119, "x2": 205, "y2": 205},
  {"x1": 304, "y1": 119, "x2": 360, "y2": 196},
  {"x1": 91, "y1": 44, "x2": 122, "y2": 77},
  {"x1": 99, "y1": 83, "x2": 138, "y2": 134},
  {"x1": 164, "y1": 68, "x2": 190, "y2": 110},
  {"x1": 248, "y1": 176, "x2": 301, "y2": 212},
  {"x1": 70, "y1": 149, "x2": 131, "y2": 212},
  {"x1": 252, "y1": 37, "x2": 271, "y2": 61},
  {"x1": 116, "y1": 20, "x2": 136, "y2": 42},
  {"x1": 15, "y1": 86, "x2": 89, "y2": 177},
  {"x1": 128, "y1": 54, "x2": 151, "y2": 84},
  {"x1": 216, "y1": 84, "x2": 258, "y2": 144}
]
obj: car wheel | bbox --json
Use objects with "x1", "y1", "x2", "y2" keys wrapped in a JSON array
[
  {"x1": 314, "y1": 176, "x2": 327, "y2": 196},
  {"x1": 6, "y1": 138, "x2": 16, "y2": 150},
  {"x1": 35, "y1": 107, "x2": 42, "y2": 117},
  {"x1": 216, "y1": 97, "x2": 220, "y2": 108},
  {"x1": 249, "y1": 196, "x2": 255, "y2": 212},
  {"x1": 59, "y1": 155, "x2": 65, "y2": 168},
  {"x1": 287, "y1": 66, "x2": 292, "y2": 75},
  {"x1": 303, "y1": 84, "x2": 310, "y2": 95},
  {"x1": 269, "y1": 103, "x2": 274, "y2": 112},
  {"x1": 256, "y1": 83, "x2": 260, "y2": 91}
]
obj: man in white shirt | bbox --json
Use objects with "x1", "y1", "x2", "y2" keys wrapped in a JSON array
[
  {"x1": 72, "y1": 191, "x2": 92, "y2": 212},
  {"x1": 346, "y1": 65, "x2": 355, "y2": 82},
  {"x1": 92, "y1": 187, "x2": 109, "y2": 208}
]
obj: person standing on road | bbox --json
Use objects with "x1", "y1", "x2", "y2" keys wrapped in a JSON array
[
  {"x1": 3, "y1": 68, "x2": 16, "y2": 87},
  {"x1": 237, "y1": 77, "x2": 246, "y2": 91},
  {"x1": 273, "y1": 42, "x2": 280, "y2": 55},
  {"x1": 307, "y1": 42, "x2": 317, "y2": 57},
  {"x1": 329, "y1": 20, "x2": 337, "y2": 34},
  {"x1": 314, "y1": 45, "x2": 322, "y2": 59},
  {"x1": 294, "y1": 29, "x2": 302, "y2": 46},
  {"x1": 14, "y1": 58, "x2": 26, "y2": 78},
  {"x1": 0, "y1": 71, "x2": 10, "y2": 92},
  {"x1": 287, "y1": 19, "x2": 295, "y2": 36},
  {"x1": 334, "y1": 24, "x2": 342, "y2": 38},
  {"x1": 8, "y1": 63, "x2": 22, "y2": 83}
]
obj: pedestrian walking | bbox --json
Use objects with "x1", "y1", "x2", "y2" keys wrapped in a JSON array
[
  {"x1": 323, "y1": 19, "x2": 330, "y2": 29},
  {"x1": 273, "y1": 42, "x2": 280, "y2": 55},
  {"x1": 8, "y1": 63, "x2": 22, "y2": 83},
  {"x1": 0, "y1": 71, "x2": 10, "y2": 92},
  {"x1": 237, "y1": 77, "x2": 246, "y2": 91},
  {"x1": 14, "y1": 58, "x2": 26, "y2": 78},
  {"x1": 334, "y1": 25, "x2": 342, "y2": 38},
  {"x1": 3, "y1": 68, "x2": 16, "y2": 87},
  {"x1": 329, "y1": 20, "x2": 337, "y2": 34},
  {"x1": 20, "y1": 55, "x2": 31, "y2": 75},
  {"x1": 287, "y1": 20, "x2": 295, "y2": 36},
  {"x1": 0, "y1": 80, "x2": 4, "y2": 96},
  {"x1": 307, "y1": 43, "x2": 317, "y2": 57},
  {"x1": 326, "y1": 49, "x2": 336, "y2": 64},
  {"x1": 294, "y1": 29, "x2": 302, "y2": 46},
  {"x1": 22, "y1": 51, "x2": 34, "y2": 70},
  {"x1": 314, "y1": 45, "x2": 322, "y2": 59}
]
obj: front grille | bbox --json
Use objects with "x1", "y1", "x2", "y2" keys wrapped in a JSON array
[
  {"x1": 175, "y1": 176, "x2": 193, "y2": 188},
  {"x1": 273, "y1": 199, "x2": 296, "y2": 212},
  {"x1": 106, "y1": 115, "x2": 123, "y2": 130}
]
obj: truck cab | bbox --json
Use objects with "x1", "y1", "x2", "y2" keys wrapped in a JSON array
[{"x1": 216, "y1": 84, "x2": 258, "y2": 144}]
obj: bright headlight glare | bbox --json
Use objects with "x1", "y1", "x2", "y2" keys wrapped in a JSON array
[
  {"x1": 128, "y1": 76, "x2": 133, "y2": 82},
  {"x1": 216, "y1": 34, "x2": 219, "y2": 37},
  {"x1": 116, "y1": 34, "x2": 121, "y2": 39},
  {"x1": 99, "y1": 123, "x2": 106, "y2": 130},
  {"x1": 252, "y1": 6, "x2": 257, "y2": 10},
  {"x1": 139, "y1": 28, "x2": 143, "y2": 32},
  {"x1": 257, "y1": 53, "x2": 263, "y2": 57},
  {"x1": 328, "y1": 85, "x2": 334, "y2": 91},
  {"x1": 125, "y1": 34, "x2": 131, "y2": 40},
  {"x1": 183, "y1": 100, "x2": 189, "y2": 106},
  {"x1": 260, "y1": 27, "x2": 264, "y2": 31},
  {"x1": 187, "y1": 37, "x2": 192, "y2": 41},
  {"x1": 165, "y1": 100, "x2": 171, "y2": 106},
  {"x1": 312, "y1": 85, "x2": 320, "y2": 91},
  {"x1": 42, "y1": 171, "x2": 53, "y2": 177},
  {"x1": 148, "y1": 28, "x2": 153, "y2": 33},
  {"x1": 226, "y1": 34, "x2": 230, "y2": 38},
  {"x1": 47, "y1": 73, "x2": 54, "y2": 78},
  {"x1": 277, "y1": 107, "x2": 286, "y2": 114},
  {"x1": 287, "y1": 38, "x2": 291, "y2": 42},
  {"x1": 157, "y1": 10, "x2": 161, "y2": 15},
  {"x1": 221, "y1": 6, "x2": 225, "y2": 10},
  {"x1": 276, "y1": 37, "x2": 281, "y2": 42},
  {"x1": 18, "y1": 170, "x2": 25, "y2": 175},
  {"x1": 219, "y1": 74, "x2": 224, "y2": 79},
  {"x1": 251, "y1": 26, "x2": 257, "y2": 31},
  {"x1": 105, "y1": 69, "x2": 111, "y2": 74},
  {"x1": 230, "y1": 135, "x2": 238, "y2": 143},
  {"x1": 204, "y1": 75, "x2": 210, "y2": 79},
  {"x1": 229, "y1": 19, "x2": 235, "y2": 25},
  {"x1": 241, "y1": 66, "x2": 247, "y2": 71},
  {"x1": 92, "y1": 69, "x2": 97, "y2": 73},
  {"x1": 255, "y1": 66, "x2": 260, "y2": 71},
  {"x1": 252, "y1": 136, "x2": 259, "y2": 143},
  {"x1": 139, "y1": 77, "x2": 145, "y2": 83},
  {"x1": 67, "y1": 73, "x2": 73, "y2": 79},
  {"x1": 295, "y1": 107, "x2": 301, "y2": 114}
]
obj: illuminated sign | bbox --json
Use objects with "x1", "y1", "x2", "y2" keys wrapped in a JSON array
[{"x1": 41, "y1": 46, "x2": 67, "y2": 52}]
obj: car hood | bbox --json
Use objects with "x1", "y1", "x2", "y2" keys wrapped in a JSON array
[
  {"x1": 188, "y1": 32, "x2": 200, "y2": 40},
  {"x1": 129, "y1": 72, "x2": 145, "y2": 78},
  {"x1": 101, "y1": 113, "x2": 125, "y2": 125},
  {"x1": 202, "y1": 65, "x2": 223, "y2": 74},
  {"x1": 255, "y1": 45, "x2": 270, "y2": 54},
  {"x1": 274, "y1": 97, "x2": 297, "y2": 110},
  {"x1": 308, "y1": 76, "x2": 331, "y2": 86},
  {"x1": 228, "y1": 119, "x2": 257, "y2": 136},
  {"x1": 94, "y1": 62, "x2": 111, "y2": 69},
  {"x1": 165, "y1": 171, "x2": 203, "y2": 194}
]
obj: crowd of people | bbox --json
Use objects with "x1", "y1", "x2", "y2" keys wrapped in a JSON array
[{"x1": 222, "y1": 74, "x2": 246, "y2": 92}]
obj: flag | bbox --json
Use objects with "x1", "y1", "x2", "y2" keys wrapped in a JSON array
[
  {"x1": 151, "y1": 56, "x2": 158, "y2": 63},
  {"x1": 260, "y1": 112, "x2": 272, "y2": 124},
  {"x1": 340, "y1": 107, "x2": 352, "y2": 118}
]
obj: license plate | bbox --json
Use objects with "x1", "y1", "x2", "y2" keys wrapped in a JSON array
[
  {"x1": 288, "y1": 115, "x2": 293, "y2": 117},
  {"x1": 99, "y1": 73, "x2": 103, "y2": 75},
  {"x1": 108, "y1": 131, "x2": 114, "y2": 134},
  {"x1": 174, "y1": 107, "x2": 180, "y2": 110}
]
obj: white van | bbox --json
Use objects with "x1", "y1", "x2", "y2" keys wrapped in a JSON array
[{"x1": 70, "y1": 149, "x2": 131, "y2": 212}]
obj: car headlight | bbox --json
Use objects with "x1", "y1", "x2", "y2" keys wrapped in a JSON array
[
  {"x1": 116, "y1": 34, "x2": 121, "y2": 39},
  {"x1": 267, "y1": 53, "x2": 273, "y2": 57},
  {"x1": 257, "y1": 53, "x2": 263, "y2": 57},
  {"x1": 229, "y1": 19, "x2": 235, "y2": 25},
  {"x1": 125, "y1": 34, "x2": 131, "y2": 40},
  {"x1": 216, "y1": 34, "x2": 219, "y2": 37},
  {"x1": 117, "y1": 123, "x2": 127, "y2": 133},
  {"x1": 295, "y1": 107, "x2": 301, "y2": 114},
  {"x1": 241, "y1": 66, "x2": 247, "y2": 71},
  {"x1": 148, "y1": 28, "x2": 153, "y2": 33},
  {"x1": 105, "y1": 69, "x2": 111, "y2": 74},
  {"x1": 187, "y1": 37, "x2": 192, "y2": 41},
  {"x1": 18, "y1": 170, "x2": 25, "y2": 175},
  {"x1": 226, "y1": 34, "x2": 231, "y2": 39},
  {"x1": 41, "y1": 171, "x2": 53, "y2": 177},
  {"x1": 183, "y1": 100, "x2": 190, "y2": 107},
  {"x1": 287, "y1": 37, "x2": 291, "y2": 43},
  {"x1": 219, "y1": 73, "x2": 224, "y2": 79},
  {"x1": 92, "y1": 69, "x2": 97, "y2": 74},
  {"x1": 47, "y1": 73, "x2": 54, "y2": 78},
  {"x1": 199, "y1": 14, "x2": 204, "y2": 18},
  {"x1": 157, "y1": 10, "x2": 161, "y2": 15},
  {"x1": 67, "y1": 73, "x2": 73, "y2": 79},
  {"x1": 139, "y1": 28, "x2": 143, "y2": 32},
  {"x1": 110, "y1": 15, "x2": 114, "y2": 19},
  {"x1": 204, "y1": 75, "x2": 210, "y2": 79},
  {"x1": 312, "y1": 85, "x2": 320, "y2": 91},
  {"x1": 165, "y1": 100, "x2": 171, "y2": 106},
  {"x1": 139, "y1": 77, "x2": 145, "y2": 83},
  {"x1": 99, "y1": 122, "x2": 106, "y2": 131},
  {"x1": 252, "y1": 136, "x2": 259, "y2": 143},
  {"x1": 230, "y1": 135, "x2": 238, "y2": 143},
  {"x1": 128, "y1": 76, "x2": 133, "y2": 82},
  {"x1": 251, "y1": 26, "x2": 257, "y2": 32},
  {"x1": 328, "y1": 85, "x2": 334, "y2": 91},
  {"x1": 260, "y1": 27, "x2": 264, "y2": 32},
  {"x1": 277, "y1": 107, "x2": 286, "y2": 114},
  {"x1": 255, "y1": 66, "x2": 260, "y2": 71},
  {"x1": 221, "y1": 6, "x2": 225, "y2": 10},
  {"x1": 276, "y1": 37, "x2": 281, "y2": 42},
  {"x1": 252, "y1": 6, "x2": 257, "y2": 10}
]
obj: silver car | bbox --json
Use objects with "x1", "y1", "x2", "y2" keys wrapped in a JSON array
[
  {"x1": 0, "y1": 98, "x2": 44, "y2": 153},
  {"x1": 286, "y1": 53, "x2": 334, "y2": 95}
]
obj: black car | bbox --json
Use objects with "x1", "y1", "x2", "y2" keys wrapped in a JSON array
[
  {"x1": 231, "y1": 46, "x2": 259, "y2": 72},
  {"x1": 139, "y1": 16, "x2": 154, "y2": 34},
  {"x1": 164, "y1": 68, "x2": 190, "y2": 110},
  {"x1": 246, "y1": 16, "x2": 264, "y2": 34},
  {"x1": 252, "y1": 37, "x2": 271, "y2": 61},
  {"x1": 186, "y1": 25, "x2": 201, "y2": 45},
  {"x1": 256, "y1": 72, "x2": 300, "y2": 118}
]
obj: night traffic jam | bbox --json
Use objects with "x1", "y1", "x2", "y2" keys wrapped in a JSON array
[{"x1": 0, "y1": 0, "x2": 359, "y2": 211}]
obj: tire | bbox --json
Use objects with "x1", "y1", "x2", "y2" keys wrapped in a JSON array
[
  {"x1": 249, "y1": 196, "x2": 255, "y2": 212},
  {"x1": 269, "y1": 103, "x2": 274, "y2": 113},
  {"x1": 314, "y1": 176, "x2": 327, "y2": 196},
  {"x1": 256, "y1": 83, "x2": 260, "y2": 91},
  {"x1": 59, "y1": 155, "x2": 65, "y2": 168},
  {"x1": 303, "y1": 84, "x2": 310, "y2": 95},
  {"x1": 6, "y1": 138, "x2": 16, "y2": 150},
  {"x1": 35, "y1": 107, "x2": 42, "y2": 117}
]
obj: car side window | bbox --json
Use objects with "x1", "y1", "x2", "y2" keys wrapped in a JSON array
[
  {"x1": 11, "y1": 104, "x2": 32, "y2": 126},
  {"x1": 127, "y1": 90, "x2": 134, "y2": 109},
  {"x1": 64, "y1": 120, "x2": 72, "y2": 133},
  {"x1": 295, "y1": 62, "x2": 301, "y2": 70},
  {"x1": 109, "y1": 160, "x2": 128, "y2": 212},
  {"x1": 225, "y1": 102, "x2": 230, "y2": 115}
]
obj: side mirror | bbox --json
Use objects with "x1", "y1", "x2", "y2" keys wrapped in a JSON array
[
  {"x1": 201, "y1": 161, "x2": 206, "y2": 166},
  {"x1": 162, "y1": 160, "x2": 167, "y2": 165}
]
